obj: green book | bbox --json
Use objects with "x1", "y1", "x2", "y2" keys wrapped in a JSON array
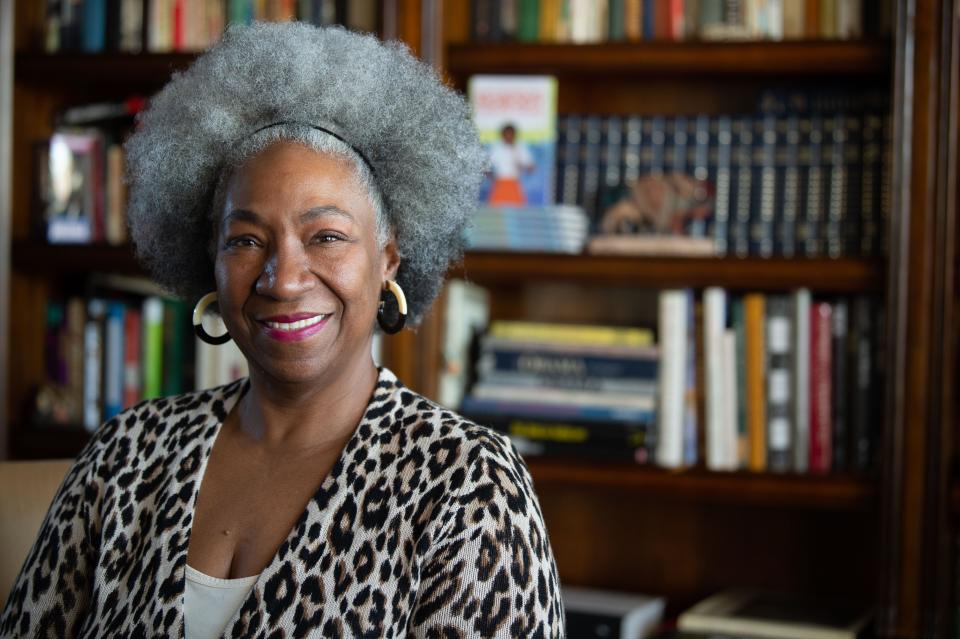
[
  {"x1": 518, "y1": 0, "x2": 539, "y2": 42},
  {"x1": 731, "y1": 297, "x2": 748, "y2": 469},
  {"x1": 141, "y1": 296, "x2": 164, "y2": 399},
  {"x1": 162, "y1": 299, "x2": 187, "y2": 396},
  {"x1": 608, "y1": 0, "x2": 626, "y2": 41}
]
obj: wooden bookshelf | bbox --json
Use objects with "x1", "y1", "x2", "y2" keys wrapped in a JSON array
[
  {"x1": 15, "y1": 52, "x2": 197, "y2": 89},
  {"x1": 526, "y1": 458, "x2": 877, "y2": 510},
  {"x1": 446, "y1": 40, "x2": 892, "y2": 77},
  {"x1": 12, "y1": 242, "x2": 884, "y2": 293}
]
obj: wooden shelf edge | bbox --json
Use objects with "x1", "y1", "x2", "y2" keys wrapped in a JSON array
[
  {"x1": 454, "y1": 252, "x2": 885, "y2": 292},
  {"x1": 11, "y1": 241, "x2": 143, "y2": 275},
  {"x1": 526, "y1": 457, "x2": 878, "y2": 510},
  {"x1": 447, "y1": 40, "x2": 892, "y2": 76},
  {"x1": 15, "y1": 52, "x2": 198, "y2": 87}
]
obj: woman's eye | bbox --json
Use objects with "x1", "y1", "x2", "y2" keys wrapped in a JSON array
[
  {"x1": 226, "y1": 236, "x2": 260, "y2": 248},
  {"x1": 312, "y1": 232, "x2": 344, "y2": 244}
]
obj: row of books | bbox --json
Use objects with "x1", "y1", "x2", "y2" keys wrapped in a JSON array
[
  {"x1": 43, "y1": 0, "x2": 378, "y2": 54},
  {"x1": 465, "y1": 205, "x2": 590, "y2": 253},
  {"x1": 456, "y1": 288, "x2": 882, "y2": 474},
  {"x1": 470, "y1": 0, "x2": 891, "y2": 44},
  {"x1": 557, "y1": 110, "x2": 891, "y2": 259},
  {"x1": 659, "y1": 288, "x2": 882, "y2": 474},
  {"x1": 37, "y1": 278, "x2": 247, "y2": 431}
]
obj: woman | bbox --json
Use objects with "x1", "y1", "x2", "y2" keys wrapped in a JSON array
[{"x1": 1, "y1": 23, "x2": 564, "y2": 638}]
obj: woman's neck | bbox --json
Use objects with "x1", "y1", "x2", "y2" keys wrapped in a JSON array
[{"x1": 233, "y1": 355, "x2": 379, "y2": 454}]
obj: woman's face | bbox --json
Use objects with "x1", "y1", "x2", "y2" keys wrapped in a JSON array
[{"x1": 215, "y1": 140, "x2": 398, "y2": 386}]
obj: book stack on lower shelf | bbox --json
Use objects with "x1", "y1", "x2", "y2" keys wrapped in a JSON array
[{"x1": 461, "y1": 320, "x2": 659, "y2": 464}]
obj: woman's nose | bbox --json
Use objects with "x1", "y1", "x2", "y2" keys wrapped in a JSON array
[{"x1": 256, "y1": 242, "x2": 315, "y2": 300}]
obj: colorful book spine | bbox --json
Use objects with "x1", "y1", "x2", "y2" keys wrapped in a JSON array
[
  {"x1": 765, "y1": 295, "x2": 793, "y2": 472},
  {"x1": 744, "y1": 293, "x2": 766, "y2": 472},
  {"x1": 142, "y1": 296, "x2": 164, "y2": 400},
  {"x1": 83, "y1": 299, "x2": 107, "y2": 431},
  {"x1": 123, "y1": 307, "x2": 142, "y2": 409},
  {"x1": 103, "y1": 301, "x2": 126, "y2": 420},
  {"x1": 809, "y1": 301, "x2": 833, "y2": 473}
]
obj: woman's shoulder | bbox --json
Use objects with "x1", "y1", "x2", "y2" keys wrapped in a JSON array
[{"x1": 90, "y1": 378, "x2": 248, "y2": 447}]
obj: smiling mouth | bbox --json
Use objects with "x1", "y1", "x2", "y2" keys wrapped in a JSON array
[{"x1": 263, "y1": 315, "x2": 329, "y2": 332}]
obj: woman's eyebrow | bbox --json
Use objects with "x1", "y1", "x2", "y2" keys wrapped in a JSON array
[
  {"x1": 222, "y1": 208, "x2": 264, "y2": 227},
  {"x1": 301, "y1": 205, "x2": 354, "y2": 222}
]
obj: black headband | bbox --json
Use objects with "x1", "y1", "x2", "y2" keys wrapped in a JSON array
[{"x1": 251, "y1": 120, "x2": 375, "y2": 175}]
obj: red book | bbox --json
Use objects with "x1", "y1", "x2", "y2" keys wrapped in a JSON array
[
  {"x1": 123, "y1": 307, "x2": 142, "y2": 409},
  {"x1": 809, "y1": 302, "x2": 833, "y2": 473},
  {"x1": 655, "y1": 0, "x2": 671, "y2": 39},
  {"x1": 173, "y1": 0, "x2": 184, "y2": 51},
  {"x1": 668, "y1": 0, "x2": 685, "y2": 40}
]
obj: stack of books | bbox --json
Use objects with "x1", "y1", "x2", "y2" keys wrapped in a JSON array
[
  {"x1": 466, "y1": 205, "x2": 590, "y2": 253},
  {"x1": 470, "y1": 0, "x2": 891, "y2": 43},
  {"x1": 460, "y1": 320, "x2": 659, "y2": 463}
]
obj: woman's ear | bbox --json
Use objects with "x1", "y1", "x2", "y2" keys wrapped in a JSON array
[{"x1": 381, "y1": 233, "x2": 401, "y2": 281}]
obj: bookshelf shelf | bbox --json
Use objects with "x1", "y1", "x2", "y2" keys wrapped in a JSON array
[
  {"x1": 456, "y1": 251, "x2": 884, "y2": 292},
  {"x1": 14, "y1": 52, "x2": 197, "y2": 88},
  {"x1": 10, "y1": 424, "x2": 92, "y2": 460},
  {"x1": 446, "y1": 40, "x2": 892, "y2": 77},
  {"x1": 13, "y1": 242, "x2": 884, "y2": 292},
  {"x1": 526, "y1": 458, "x2": 877, "y2": 511}
]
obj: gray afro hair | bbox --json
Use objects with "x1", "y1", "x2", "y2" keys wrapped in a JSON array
[{"x1": 125, "y1": 21, "x2": 486, "y2": 325}]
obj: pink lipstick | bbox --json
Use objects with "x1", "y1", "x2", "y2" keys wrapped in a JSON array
[{"x1": 259, "y1": 313, "x2": 330, "y2": 342}]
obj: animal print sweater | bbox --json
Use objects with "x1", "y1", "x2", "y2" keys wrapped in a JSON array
[{"x1": 0, "y1": 368, "x2": 565, "y2": 638}]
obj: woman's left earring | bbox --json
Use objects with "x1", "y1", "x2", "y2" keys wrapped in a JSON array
[
  {"x1": 378, "y1": 279, "x2": 408, "y2": 334},
  {"x1": 193, "y1": 292, "x2": 232, "y2": 345}
]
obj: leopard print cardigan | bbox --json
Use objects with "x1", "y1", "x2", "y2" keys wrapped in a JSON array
[{"x1": 0, "y1": 368, "x2": 565, "y2": 638}]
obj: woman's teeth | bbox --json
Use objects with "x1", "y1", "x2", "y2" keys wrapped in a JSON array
[{"x1": 265, "y1": 315, "x2": 326, "y2": 331}]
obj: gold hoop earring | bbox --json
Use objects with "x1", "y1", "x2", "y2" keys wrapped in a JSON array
[
  {"x1": 192, "y1": 292, "x2": 232, "y2": 345},
  {"x1": 377, "y1": 280, "x2": 407, "y2": 334}
]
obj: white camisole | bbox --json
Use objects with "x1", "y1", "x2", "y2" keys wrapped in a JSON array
[{"x1": 184, "y1": 565, "x2": 259, "y2": 639}]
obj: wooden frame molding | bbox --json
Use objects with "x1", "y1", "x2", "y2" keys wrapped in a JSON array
[{"x1": 0, "y1": 0, "x2": 13, "y2": 460}]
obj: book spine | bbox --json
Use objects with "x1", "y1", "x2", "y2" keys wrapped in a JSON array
[
  {"x1": 831, "y1": 298, "x2": 849, "y2": 471},
  {"x1": 82, "y1": 0, "x2": 108, "y2": 52},
  {"x1": 622, "y1": 115, "x2": 642, "y2": 185},
  {"x1": 119, "y1": 0, "x2": 144, "y2": 51},
  {"x1": 809, "y1": 301, "x2": 833, "y2": 473},
  {"x1": 792, "y1": 288, "x2": 811, "y2": 472},
  {"x1": 105, "y1": 0, "x2": 121, "y2": 51},
  {"x1": 599, "y1": 116, "x2": 624, "y2": 214},
  {"x1": 683, "y1": 288, "x2": 698, "y2": 466},
  {"x1": 657, "y1": 289, "x2": 688, "y2": 468},
  {"x1": 142, "y1": 296, "x2": 164, "y2": 399},
  {"x1": 560, "y1": 115, "x2": 582, "y2": 206},
  {"x1": 730, "y1": 116, "x2": 753, "y2": 257},
  {"x1": 744, "y1": 293, "x2": 766, "y2": 471},
  {"x1": 851, "y1": 296, "x2": 877, "y2": 471},
  {"x1": 608, "y1": 0, "x2": 626, "y2": 40},
  {"x1": 765, "y1": 295, "x2": 793, "y2": 472},
  {"x1": 123, "y1": 307, "x2": 141, "y2": 409},
  {"x1": 826, "y1": 113, "x2": 847, "y2": 257},
  {"x1": 690, "y1": 114, "x2": 711, "y2": 240},
  {"x1": 714, "y1": 116, "x2": 733, "y2": 256},
  {"x1": 517, "y1": 0, "x2": 539, "y2": 41},
  {"x1": 802, "y1": 114, "x2": 825, "y2": 256},
  {"x1": 844, "y1": 115, "x2": 862, "y2": 256},
  {"x1": 704, "y1": 287, "x2": 731, "y2": 470},
  {"x1": 779, "y1": 114, "x2": 801, "y2": 257},
  {"x1": 670, "y1": 115, "x2": 689, "y2": 174},
  {"x1": 731, "y1": 297, "x2": 749, "y2": 467},
  {"x1": 721, "y1": 328, "x2": 739, "y2": 469},
  {"x1": 624, "y1": 0, "x2": 643, "y2": 40},
  {"x1": 83, "y1": 299, "x2": 107, "y2": 431},
  {"x1": 162, "y1": 299, "x2": 186, "y2": 396},
  {"x1": 482, "y1": 350, "x2": 658, "y2": 380},
  {"x1": 860, "y1": 112, "x2": 882, "y2": 257},
  {"x1": 879, "y1": 112, "x2": 892, "y2": 256},
  {"x1": 754, "y1": 113, "x2": 777, "y2": 257},
  {"x1": 103, "y1": 301, "x2": 125, "y2": 421},
  {"x1": 649, "y1": 115, "x2": 667, "y2": 175},
  {"x1": 581, "y1": 115, "x2": 604, "y2": 227}
]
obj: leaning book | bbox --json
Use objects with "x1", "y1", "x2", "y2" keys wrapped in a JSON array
[
  {"x1": 677, "y1": 589, "x2": 872, "y2": 639},
  {"x1": 469, "y1": 74, "x2": 558, "y2": 208}
]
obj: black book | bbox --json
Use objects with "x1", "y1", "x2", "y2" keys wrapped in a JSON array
[
  {"x1": 831, "y1": 298, "x2": 849, "y2": 472},
  {"x1": 851, "y1": 297, "x2": 878, "y2": 472},
  {"x1": 713, "y1": 116, "x2": 733, "y2": 256},
  {"x1": 752, "y1": 114, "x2": 777, "y2": 258},
  {"x1": 859, "y1": 113, "x2": 883, "y2": 257},
  {"x1": 105, "y1": 0, "x2": 122, "y2": 51},
  {"x1": 844, "y1": 116, "x2": 863, "y2": 256},
  {"x1": 800, "y1": 114, "x2": 825, "y2": 257},
  {"x1": 777, "y1": 114, "x2": 802, "y2": 257},
  {"x1": 825, "y1": 113, "x2": 848, "y2": 258},
  {"x1": 599, "y1": 116, "x2": 625, "y2": 214},
  {"x1": 730, "y1": 116, "x2": 753, "y2": 258},
  {"x1": 580, "y1": 115, "x2": 604, "y2": 227},
  {"x1": 559, "y1": 115, "x2": 582, "y2": 207}
]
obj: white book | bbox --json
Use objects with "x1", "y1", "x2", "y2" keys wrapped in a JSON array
[
  {"x1": 792, "y1": 288, "x2": 812, "y2": 472},
  {"x1": 438, "y1": 279, "x2": 489, "y2": 409},
  {"x1": 83, "y1": 299, "x2": 107, "y2": 432},
  {"x1": 656, "y1": 290, "x2": 687, "y2": 468},
  {"x1": 704, "y1": 287, "x2": 728, "y2": 470},
  {"x1": 563, "y1": 586, "x2": 665, "y2": 639}
]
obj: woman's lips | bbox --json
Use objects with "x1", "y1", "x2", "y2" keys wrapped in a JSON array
[{"x1": 258, "y1": 313, "x2": 330, "y2": 342}]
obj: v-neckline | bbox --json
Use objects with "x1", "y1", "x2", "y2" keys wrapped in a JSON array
[{"x1": 178, "y1": 368, "x2": 396, "y2": 638}]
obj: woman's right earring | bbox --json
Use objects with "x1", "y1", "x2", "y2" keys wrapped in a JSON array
[{"x1": 193, "y1": 292, "x2": 233, "y2": 345}]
